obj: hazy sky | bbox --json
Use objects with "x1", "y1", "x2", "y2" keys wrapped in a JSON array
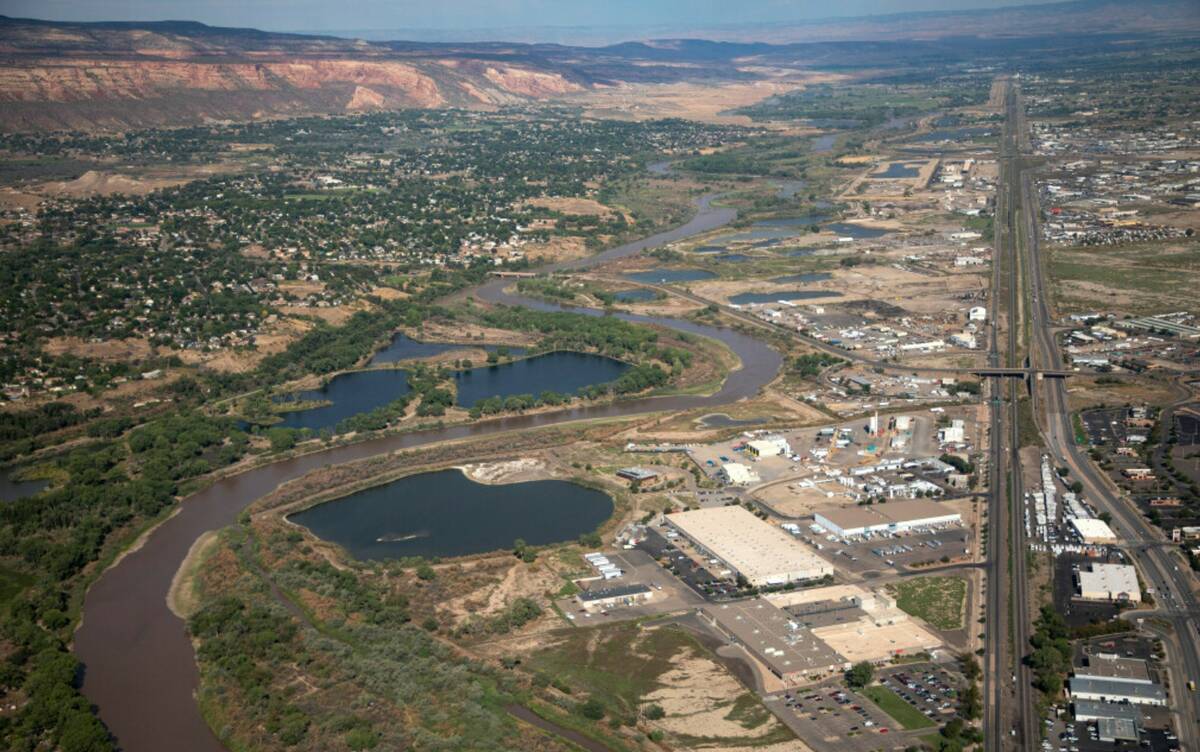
[{"x1": 4, "y1": 0, "x2": 1059, "y2": 36}]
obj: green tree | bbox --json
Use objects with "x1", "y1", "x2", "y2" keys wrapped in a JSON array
[{"x1": 846, "y1": 661, "x2": 874, "y2": 688}]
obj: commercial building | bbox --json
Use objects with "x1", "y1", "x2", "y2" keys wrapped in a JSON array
[
  {"x1": 722, "y1": 463, "x2": 759, "y2": 486},
  {"x1": 813, "y1": 499, "x2": 962, "y2": 538},
  {"x1": 747, "y1": 436, "x2": 791, "y2": 458},
  {"x1": 1097, "y1": 718, "x2": 1139, "y2": 743},
  {"x1": 1072, "y1": 699, "x2": 1142, "y2": 724},
  {"x1": 702, "y1": 598, "x2": 847, "y2": 685},
  {"x1": 666, "y1": 506, "x2": 832, "y2": 586},
  {"x1": 1068, "y1": 677, "x2": 1166, "y2": 706},
  {"x1": 576, "y1": 584, "x2": 652, "y2": 612},
  {"x1": 1075, "y1": 654, "x2": 1152, "y2": 685},
  {"x1": 616, "y1": 467, "x2": 658, "y2": 482},
  {"x1": 1076, "y1": 563, "x2": 1141, "y2": 603},
  {"x1": 1069, "y1": 517, "x2": 1119, "y2": 545}
]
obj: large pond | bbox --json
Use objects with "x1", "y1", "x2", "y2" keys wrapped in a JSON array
[
  {"x1": 369, "y1": 332, "x2": 525, "y2": 365},
  {"x1": 624, "y1": 268, "x2": 716, "y2": 284},
  {"x1": 730, "y1": 290, "x2": 842, "y2": 305},
  {"x1": 288, "y1": 468, "x2": 614, "y2": 560},
  {"x1": 277, "y1": 351, "x2": 631, "y2": 429},
  {"x1": 276, "y1": 369, "x2": 412, "y2": 431},
  {"x1": 454, "y1": 351, "x2": 630, "y2": 406},
  {"x1": 612, "y1": 288, "x2": 658, "y2": 302}
]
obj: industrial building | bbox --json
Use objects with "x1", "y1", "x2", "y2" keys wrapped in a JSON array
[
  {"x1": 747, "y1": 436, "x2": 791, "y2": 458},
  {"x1": 1075, "y1": 654, "x2": 1152, "y2": 685},
  {"x1": 702, "y1": 599, "x2": 847, "y2": 685},
  {"x1": 1076, "y1": 562, "x2": 1141, "y2": 603},
  {"x1": 1068, "y1": 677, "x2": 1166, "y2": 706},
  {"x1": 1069, "y1": 517, "x2": 1118, "y2": 545},
  {"x1": 813, "y1": 499, "x2": 962, "y2": 538},
  {"x1": 1072, "y1": 699, "x2": 1142, "y2": 724},
  {"x1": 666, "y1": 505, "x2": 832, "y2": 586},
  {"x1": 616, "y1": 467, "x2": 658, "y2": 483},
  {"x1": 721, "y1": 463, "x2": 759, "y2": 486},
  {"x1": 576, "y1": 584, "x2": 653, "y2": 612}
]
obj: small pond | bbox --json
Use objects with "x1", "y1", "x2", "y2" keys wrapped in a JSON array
[
  {"x1": 288, "y1": 469, "x2": 614, "y2": 560},
  {"x1": 0, "y1": 470, "x2": 49, "y2": 502},
  {"x1": 730, "y1": 290, "x2": 842, "y2": 305},
  {"x1": 624, "y1": 268, "x2": 716, "y2": 284}
]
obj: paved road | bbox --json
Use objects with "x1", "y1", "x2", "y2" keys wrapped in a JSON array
[{"x1": 1013, "y1": 78, "x2": 1200, "y2": 750}]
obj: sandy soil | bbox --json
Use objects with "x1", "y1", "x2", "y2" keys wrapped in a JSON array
[
  {"x1": 462, "y1": 459, "x2": 550, "y2": 484},
  {"x1": 523, "y1": 196, "x2": 617, "y2": 218},
  {"x1": 643, "y1": 651, "x2": 798, "y2": 746},
  {"x1": 568, "y1": 78, "x2": 839, "y2": 125},
  {"x1": 43, "y1": 336, "x2": 158, "y2": 361},
  {"x1": 523, "y1": 235, "x2": 591, "y2": 263},
  {"x1": 35, "y1": 163, "x2": 240, "y2": 197}
]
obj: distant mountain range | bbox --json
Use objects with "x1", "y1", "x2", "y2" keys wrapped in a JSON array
[{"x1": 1, "y1": 0, "x2": 1196, "y2": 132}]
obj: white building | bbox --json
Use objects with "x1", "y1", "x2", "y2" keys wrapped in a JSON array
[
  {"x1": 1070, "y1": 517, "x2": 1118, "y2": 545},
  {"x1": 722, "y1": 463, "x2": 760, "y2": 485},
  {"x1": 813, "y1": 499, "x2": 961, "y2": 538},
  {"x1": 950, "y1": 332, "x2": 977, "y2": 349},
  {"x1": 938, "y1": 419, "x2": 966, "y2": 444},
  {"x1": 1076, "y1": 563, "x2": 1141, "y2": 603},
  {"x1": 968, "y1": 306, "x2": 988, "y2": 322},
  {"x1": 747, "y1": 436, "x2": 791, "y2": 458},
  {"x1": 666, "y1": 506, "x2": 832, "y2": 586}
]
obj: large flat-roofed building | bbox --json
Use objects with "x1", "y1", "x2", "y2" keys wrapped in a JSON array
[
  {"x1": 666, "y1": 506, "x2": 832, "y2": 586},
  {"x1": 702, "y1": 599, "x2": 847, "y2": 685},
  {"x1": 1072, "y1": 699, "x2": 1142, "y2": 724},
  {"x1": 813, "y1": 499, "x2": 961, "y2": 538},
  {"x1": 1070, "y1": 517, "x2": 1119, "y2": 545},
  {"x1": 1069, "y1": 677, "x2": 1166, "y2": 706},
  {"x1": 1075, "y1": 654, "x2": 1152, "y2": 685},
  {"x1": 1076, "y1": 563, "x2": 1141, "y2": 603}
]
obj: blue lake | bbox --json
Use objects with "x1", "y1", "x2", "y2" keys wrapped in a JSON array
[
  {"x1": 275, "y1": 369, "x2": 413, "y2": 431},
  {"x1": 453, "y1": 351, "x2": 631, "y2": 406},
  {"x1": 289, "y1": 468, "x2": 614, "y2": 561},
  {"x1": 370, "y1": 333, "x2": 524, "y2": 365}
]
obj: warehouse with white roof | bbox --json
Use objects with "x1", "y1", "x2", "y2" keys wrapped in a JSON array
[
  {"x1": 1076, "y1": 562, "x2": 1141, "y2": 603},
  {"x1": 813, "y1": 499, "x2": 961, "y2": 538},
  {"x1": 666, "y1": 505, "x2": 832, "y2": 586}
]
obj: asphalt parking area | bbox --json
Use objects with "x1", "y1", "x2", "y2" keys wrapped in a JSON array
[{"x1": 764, "y1": 682, "x2": 913, "y2": 752}]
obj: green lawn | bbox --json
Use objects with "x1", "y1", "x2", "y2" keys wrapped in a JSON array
[
  {"x1": 887, "y1": 576, "x2": 967, "y2": 630},
  {"x1": 862, "y1": 685, "x2": 936, "y2": 730}
]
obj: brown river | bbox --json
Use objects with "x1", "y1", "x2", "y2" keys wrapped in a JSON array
[{"x1": 75, "y1": 189, "x2": 782, "y2": 751}]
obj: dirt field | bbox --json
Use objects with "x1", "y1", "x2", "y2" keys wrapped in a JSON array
[
  {"x1": 1048, "y1": 240, "x2": 1200, "y2": 317},
  {"x1": 35, "y1": 163, "x2": 241, "y2": 197},
  {"x1": 569, "y1": 79, "x2": 832, "y2": 125}
]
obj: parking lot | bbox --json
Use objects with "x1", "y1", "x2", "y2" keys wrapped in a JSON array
[
  {"x1": 764, "y1": 681, "x2": 915, "y2": 752},
  {"x1": 1081, "y1": 408, "x2": 1130, "y2": 447},
  {"x1": 1048, "y1": 720, "x2": 1181, "y2": 752},
  {"x1": 876, "y1": 664, "x2": 961, "y2": 724},
  {"x1": 558, "y1": 547, "x2": 704, "y2": 624},
  {"x1": 635, "y1": 528, "x2": 737, "y2": 600},
  {"x1": 792, "y1": 525, "x2": 973, "y2": 575}
]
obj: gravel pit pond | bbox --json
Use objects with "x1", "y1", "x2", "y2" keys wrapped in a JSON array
[
  {"x1": 276, "y1": 351, "x2": 630, "y2": 430},
  {"x1": 288, "y1": 468, "x2": 614, "y2": 560}
]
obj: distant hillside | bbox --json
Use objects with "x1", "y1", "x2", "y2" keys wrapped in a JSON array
[{"x1": 0, "y1": 0, "x2": 1197, "y2": 132}]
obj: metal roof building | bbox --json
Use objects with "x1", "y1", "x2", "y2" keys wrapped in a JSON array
[
  {"x1": 1068, "y1": 677, "x2": 1166, "y2": 706},
  {"x1": 702, "y1": 598, "x2": 846, "y2": 685},
  {"x1": 813, "y1": 499, "x2": 961, "y2": 537},
  {"x1": 666, "y1": 505, "x2": 832, "y2": 586}
]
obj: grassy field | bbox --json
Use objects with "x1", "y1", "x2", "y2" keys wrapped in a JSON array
[
  {"x1": 862, "y1": 685, "x2": 936, "y2": 730},
  {"x1": 1047, "y1": 239, "x2": 1200, "y2": 316},
  {"x1": 527, "y1": 622, "x2": 793, "y2": 748},
  {"x1": 887, "y1": 576, "x2": 967, "y2": 630}
]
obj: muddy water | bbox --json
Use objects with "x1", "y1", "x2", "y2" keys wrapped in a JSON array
[{"x1": 75, "y1": 190, "x2": 779, "y2": 752}]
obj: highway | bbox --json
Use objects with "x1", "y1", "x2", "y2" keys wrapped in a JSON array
[
  {"x1": 1012, "y1": 78, "x2": 1200, "y2": 750},
  {"x1": 982, "y1": 77, "x2": 1040, "y2": 751}
]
